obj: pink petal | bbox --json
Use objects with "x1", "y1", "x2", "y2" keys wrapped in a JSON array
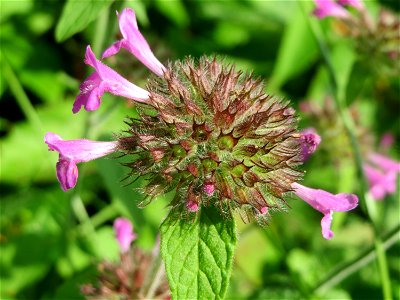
[
  {"x1": 204, "y1": 182, "x2": 215, "y2": 196},
  {"x1": 300, "y1": 128, "x2": 321, "y2": 161},
  {"x1": 364, "y1": 164, "x2": 397, "y2": 200},
  {"x1": 313, "y1": 0, "x2": 350, "y2": 19},
  {"x1": 102, "y1": 8, "x2": 166, "y2": 77},
  {"x1": 368, "y1": 152, "x2": 400, "y2": 173},
  {"x1": 73, "y1": 72, "x2": 102, "y2": 113},
  {"x1": 56, "y1": 159, "x2": 78, "y2": 191},
  {"x1": 45, "y1": 132, "x2": 117, "y2": 191},
  {"x1": 73, "y1": 46, "x2": 150, "y2": 113},
  {"x1": 291, "y1": 182, "x2": 358, "y2": 214},
  {"x1": 291, "y1": 182, "x2": 358, "y2": 239},
  {"x1": 113, "y1": 217, "x2": 137, "y2": 253},
  {"x1": 321, "y1": 211, "x2": 334, "y2": 240},
  {"x1": 186, "y1": 199, "x2": 199, "y2": 212}
]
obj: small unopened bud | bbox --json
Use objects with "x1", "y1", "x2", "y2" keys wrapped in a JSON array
[
  {"x1": 186, "y1": 199, "x2": 199, "y2": 212},
  {"x1": 204, "y1": 182, "x2": 215, "y2": 196}
]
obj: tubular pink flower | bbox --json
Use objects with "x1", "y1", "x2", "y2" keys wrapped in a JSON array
[
  {"x1": 299, "y1": 128, "x2": 321, "y2": 161},
  {"x1": 291, "y1": 182, "x2": 358, "y2": 239},
  {"x1": 73, "y1": 45, "x2": 150, "y2": 113},
  {"x1": 364, "y1": 152, "x2": 399, "y2": 200},
  {"x1": 113, "y1": 217, "x2": 137, "y2": 253},
  {"x1": 313, "y1": 0, "x2": 350, "y2": 19},
  {"x1": 338, "y1": 0, "x2": 364, "y2": 10},
  {"x1": 102, "y1": 8, "x2": 166, "y2": 77},
  {"x1": 45, "y1": 132, "x2": 117, "y2": 191},
  {"x1": 364, "y1": 164, "x2": 396, "y2": 200},
  {"x1": 368, "y1": 152, "x2": 400, "y2": 174}
]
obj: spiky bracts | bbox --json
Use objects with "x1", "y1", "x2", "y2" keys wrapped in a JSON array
[{"x1": 118, "y1": 56, "x2": 303, "y2": 222}]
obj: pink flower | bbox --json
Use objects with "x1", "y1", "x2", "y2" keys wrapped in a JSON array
[
  {"x1": 73, "y1": 46, "x2": 150, "y2": 113},
  {"x1": 45, "y1": 132, "x2": 117, "y2": 191},
  {"x1": 313, "y1": 0, "x2": 350, "y2": 19},
  {"x1": 113, "y1": 217, "x2": 137, "y2": 253},
  {"x1": 291, "y1": 182, "x2": 358, "y2": 240},
  {"x1": 368, "y1": 153, "x2": 400, "y2": 174},
  {"x1": 364, "y1": 152, "x2": 399, "y2": 200},
  {"x1": 364, "y1": 164, "x2": 396, "y2": 200},
  {"x1": 300, "y1": 128, "x2": 321, "y2": 161},
  {"x1": 102, "y1": 8, "x2": 166, "y2": 77}
]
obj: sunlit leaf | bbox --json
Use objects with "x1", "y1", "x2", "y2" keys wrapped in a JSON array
[
  {"x1": 160, "y1": 206, "x2": 237, "y2": 300},
  {"x1": 55, "y1": 0, "x2": 114, "y2": 42},
  {"x1": 269, "y1": 2, "x2": 319, "y2": 90}
]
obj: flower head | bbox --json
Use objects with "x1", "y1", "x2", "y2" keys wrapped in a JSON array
[
  {"x1": 118, "y1": 57, "x2": 304, "y2": 221},
  {"x1": 291, "y1": 182, "x2": 358, "y2": 239},
  {"x1": 102, "y1": 8, "x2": 166, "y2": 77},
  {"x1": 45, "y1": 132, "x2": 117, "y2": 191},
  {"x1": 113, "y1": 217, "x2": 137, "y2": 253},
  {"x1": 73, "y1": 46, "x2": 150, "y2": 113}
]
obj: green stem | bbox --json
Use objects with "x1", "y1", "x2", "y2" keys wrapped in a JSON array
[
  {"x1": 71, "y1": 193, "x2": 96, "y2": 236},
  {"x1": 297, "y1": 2, "x2": 392, "y2": 299},
  {"x1": 314, "y1": 224, "x2": 399, "y2": 295},
  {"x1": 1, "y1": 51, "x2": 43, "y2": 132},
  {"x1": 76, "y1": 202, "x2": 119, "y2": 232},
  {"x1": 140, "y1": 243, "x2": 165, "y2": 299}
]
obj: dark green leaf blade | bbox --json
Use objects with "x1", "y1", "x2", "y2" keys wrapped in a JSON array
[
  {"x1": 55, "y1": 0, "x2": 114, "y2": 42},
  {"x1": 160, "y1": 206, "x2": 237, "y2": 300}
]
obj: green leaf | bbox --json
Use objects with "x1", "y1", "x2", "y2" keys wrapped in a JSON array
[
  {"x1": 160, "y1": 206, "x2": 237, "y2": 300},
  {"x1": 269, "y1": 2, "x2": 319, "y2": 91},
  {"x1": 330, "y1": 41, "x2": 356, "y2": 105},
  {"x1": 154, "y1": 0, "x2": 189, "y2": 27},
  {"x1": 55, "y1": 0, "x2": 114, "y2": 42},
  {"x1": 345, "y1": 60, "x2": 371, "y2": 105}
]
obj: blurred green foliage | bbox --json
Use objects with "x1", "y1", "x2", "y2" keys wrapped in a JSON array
[{"x1": 1, "y1": 0, "x2": 399, "y2": 299}]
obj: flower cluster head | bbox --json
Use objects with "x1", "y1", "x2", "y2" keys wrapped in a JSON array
[
  {"x1": 45, "y1": 8, "x2": 358, "y2": 239},
  {"x1": 81, "y1": 219, "x2": 169, "y2": 299}
]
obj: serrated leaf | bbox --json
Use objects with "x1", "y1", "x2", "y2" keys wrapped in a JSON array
[
  {"x1": 55, "y1": 0, "x2": 114, "y2": 42},
  {"x1": 160, "y1": 206, "x2": 237, "y2": 300}
]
